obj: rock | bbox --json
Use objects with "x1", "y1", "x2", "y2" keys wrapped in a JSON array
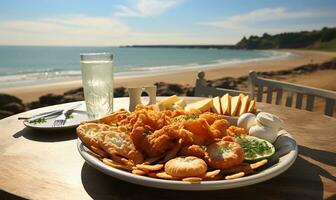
[
  {"x1": 26, "y1": 101, "x2": 43, "y2": 109},
  {"x1": 39, "y1": 94, "x2": 63, "y2": 105},
  {"x1": 0, "y1": 102, "x2": 25, "y2": 114},
  {"x1": 0, "y1": 110, "x2": 13, "y2": 119},
  {"x1": 210, "y1": 77, "x2": 237, "y2": 89},
  {"x1": 63, "y1": 87, "x2": 83, "y2": 95},
  {"x1": 0, "y1": 93, "x2": 23, "y2": 106},
  {"x1": 62, "y1": 94, "x2": 84, "y2": 103}
]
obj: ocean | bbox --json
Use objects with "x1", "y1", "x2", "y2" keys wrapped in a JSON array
[{"x1": 0, "y1": 46, "x2": 291, "y2": 88}]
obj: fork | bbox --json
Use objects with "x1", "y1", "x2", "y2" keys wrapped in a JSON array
[{"x1": 52, "y1": 103, "x2": 82, "y2": 127}]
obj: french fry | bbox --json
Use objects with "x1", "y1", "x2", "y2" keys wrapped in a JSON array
[
  {"x1": 225, "y1": 172, "x2": 245, "y2": 180},
  {"x1": 182, "y1": 177, "x2": 203, "y2": 182},
  {"x1": 135, "y1": 164, "x2": 164, "y2": 171},
  {"x1": 204, "y1": 170, "x2": 221, "y2": 178},
  {"x1": 132, "y1": 169, "x2": 147, "y2": 176},
  {"x1": 250, "y1": 159, "x2": 268, "y2": 170},
  {"x1": 102, "y1": 158, "x2": 133, "y2": 171},
  {"x1": 156, "y1": 172, "x2": 174, "y2": 180}
]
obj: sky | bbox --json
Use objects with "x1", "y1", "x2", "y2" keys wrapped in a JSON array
[{"x1": 0, "y1": 0, "x2": 335, "y2": 46}]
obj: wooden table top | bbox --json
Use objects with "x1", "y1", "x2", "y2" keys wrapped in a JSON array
[{"x1": 0, "y1": 97, "x2": 335, "y2": 200}]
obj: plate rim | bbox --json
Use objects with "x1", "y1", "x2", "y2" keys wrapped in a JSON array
[{"x1": 77, "y1": 133, "x2": 298, "y2": 190}]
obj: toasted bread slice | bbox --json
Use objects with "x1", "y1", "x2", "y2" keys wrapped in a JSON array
[
  {"x1": 212, "y1": 96, "x2": 222, "y2": 114},
  {"x1": 230, "y1": 94, "x2": 242, "y2": 116},
  {"x1": 239, "y1": 95, "x2": 250, "y2": 115},
  {"x1": 247, "y1": 100, "x2": 256, "y2": 113},
  {"x1": 186, "y1": 98, "x2": 213, "y2": 112}
]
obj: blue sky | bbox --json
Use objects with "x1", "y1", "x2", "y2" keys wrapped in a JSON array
[{"x1": 0, "y1": 0, "x2": 335, "y2": 46}]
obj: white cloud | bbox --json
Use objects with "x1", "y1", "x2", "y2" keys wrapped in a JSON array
[
  {"x1": 199, "y1": 7, "x2": 336, "y2": 30},
  {"x1": 114, "y1": 0, "x2": 180, "y2": 17},
  {"x1": 0, "y1": 15, "x2": 189, "y2": 46}
]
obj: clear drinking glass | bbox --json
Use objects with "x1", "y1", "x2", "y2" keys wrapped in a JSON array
[{"x1": 80, "y1": 53, "x2": 114, "y2": 119}]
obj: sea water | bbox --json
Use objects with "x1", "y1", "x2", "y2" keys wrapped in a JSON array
[
  {"x1": 0, "y1": 46, "x2": 292, "y2": 88},
  {"x1": 80, "y1": 60, "x2": 114, "y2": 119}
]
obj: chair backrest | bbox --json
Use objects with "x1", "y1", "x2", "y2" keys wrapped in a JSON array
[
  {"x1": 248, "y1": 71, "x2": 336, "y2": 117},
  {"x1": 194, "y1": 71, "x2": 250, "y2": 97}
]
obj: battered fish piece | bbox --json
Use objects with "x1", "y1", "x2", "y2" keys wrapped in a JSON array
[
  {"x1": 204, "y1": 140, "x2": 244, "y2": 169},
  {"x1": 99, "y1": 130, "x2": 144, "y2": 165},
  {"x1": 131, "y1": 124, "x2": 194, "y2": 157},
  {"x1": 227, "y1": 125, "x2": 247, "y2": 136},
  {"x1": 89, "y1": 109, "x2": 130, "y2": 126},
  {"x1": 182, "y1": 118, "x2": 229, "y2": 145},
  {"x1": 179, "y1": 145, "x2": 205, "y2": 158},
  {"x1": 199, "y1": 112, "x2": 225, "y2": 125},
  {"x1": 76, "y1": 123, "x2": 117, "y2": 148}
]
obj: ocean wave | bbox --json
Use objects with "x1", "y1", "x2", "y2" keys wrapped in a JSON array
[{"x1": 0, "y1": 50, "x2": 292, "y2": 88}]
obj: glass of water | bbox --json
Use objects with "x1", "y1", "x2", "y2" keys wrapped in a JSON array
[{"x1": 80, "y1": 53, "x2": 114, "y2": 119}]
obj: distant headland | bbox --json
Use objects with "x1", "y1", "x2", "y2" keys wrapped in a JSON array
[{"x1": 121, "y1": 27, "x2": 336, "y2": 51}]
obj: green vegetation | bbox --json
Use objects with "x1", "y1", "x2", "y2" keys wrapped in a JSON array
[{"x1": 236, "y1": 27, "x2": 336, "y2": 51}]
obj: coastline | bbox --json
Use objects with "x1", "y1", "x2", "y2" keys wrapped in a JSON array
[{"x1": 0, "y1": 49, "x2": 335, "y2": 102}]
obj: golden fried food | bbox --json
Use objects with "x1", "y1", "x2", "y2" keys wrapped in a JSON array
[
  {"x1": 77, "y1": 96, "x2": 276, "y2": 182},
  {"x1": 96, "y1": 109, "x2": 129, "y2": 126},
  {"x1": 182, "y1": 118, "x2": 229, "y2": 145},
  {"x1": 180, "y1": 145, "x2": 205, "y2": 158},
  {"x1": 227, "y1": 125, "x2": 247, "y2": 136},
  {"x1": 131, "y1": 124, "x2": 194, "y2": 157},
  {"x1": 76, "y1": 123, "x2": 116, "y2": 148},
  {"x1": 204, "y1": 140, "x2": 244, "y2": 169},
  {"x1": 165, "y1": 156, "x2": 207, "y2": 178},
  {"x1": 199, "y1": 112, "x2": 225, "y2": 125},
  {"x1": 99, "y1": 130, "x2": 144, "y2": 164},
  {"x1": 209, "y1": 119, "x2": 230, "y2": 138}
]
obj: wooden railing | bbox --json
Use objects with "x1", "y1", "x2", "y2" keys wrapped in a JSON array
[
  {"x1": 248, "y1": 71, "x2": 336, "y2": 116},
  {"x1": 194, "y1": 70, "x2": 336, "y2": 117}
]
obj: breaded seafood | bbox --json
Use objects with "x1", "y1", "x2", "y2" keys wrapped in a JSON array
[
  {"x1": 165, "y1": 156, "x2": 207, "y2": 178},
  {"x1": 131, "y1": 124, "x2": 194, "y2": 157},
  {"x1": 76, "y1": 123, "x2": 117, "y2": 147},
  {"x1": 99, "y1": 130, "x2": 144, "y2": 165},
  {"x1": 204, "y1": 140, "x2": 244, "y2": 169}
]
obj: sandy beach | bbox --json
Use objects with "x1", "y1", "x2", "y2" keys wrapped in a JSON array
[{"x1": 0, "y1": 49, "x2": 335, "y2": 103}]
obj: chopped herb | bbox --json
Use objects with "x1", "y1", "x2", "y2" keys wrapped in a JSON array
[
  {"x1": 173, "y1": 114, "x2": 199, "y2": 123},
  {"x1": 29, "y1": 117, "x2": 47, "y2": 124},
  {"x1": 235, "y1": 136, "x2": 273, "y2": 158},
  {"x1": 200, "y1": 145, "x2": 207, "y2": 151},
  {"x1": 66, "y1": 114, "x2": 74, "y2": 119},
  {"x1": 144, "y1": 130, "x2": 153, "y2": 135}
]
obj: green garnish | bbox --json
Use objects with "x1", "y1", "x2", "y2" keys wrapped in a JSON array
[
  {"x1": 144, "y1": 130, "x2": 153, "y2": 135},
  {"x1": 173, "y1": 114, "x2": 199, "y2": 123},
  {"x1": 66, "y1": 114, "x2": 74, "y2": 119},
  {"x1": 235, "y1": 135, "x2": 275, "y2": 162},
  {"x1": 29, "y1": 117, "x2": 47, "y2": 124}
]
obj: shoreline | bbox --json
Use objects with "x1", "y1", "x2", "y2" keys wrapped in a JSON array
[
  {"x1": 0, "y1": 49, "x2": 335, "y2": 102},
  {"x1": 0, "y1": 49, "x2": 290, "y2": 89}
]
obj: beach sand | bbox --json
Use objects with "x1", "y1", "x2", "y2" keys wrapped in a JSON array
[{"x1": 0, "y1": 49, "x2": 335, "y2": 103}]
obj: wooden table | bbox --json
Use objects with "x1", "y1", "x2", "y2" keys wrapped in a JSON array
[{"x1": 0, "y1": 97, "x2": 335, "y2": 200}]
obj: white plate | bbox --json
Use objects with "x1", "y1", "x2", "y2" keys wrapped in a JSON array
[
  {"x1": 77, "y1": 130, "x2": 298, "y2": 190},
  {"x1": 24, "y1": 110, "x2": 89, "y2": 130}
]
